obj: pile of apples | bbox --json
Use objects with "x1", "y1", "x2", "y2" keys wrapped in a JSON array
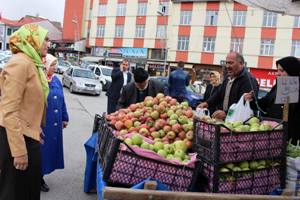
[
  {"x1": 219, "y1": 160, "x2": 280, "y2": 173},
  {"x1": 124, "y1": 133, "x2": 191, "y2": 163},
  {"x1": 201, "y1": 116, "x2": 282, "y2": 132},
  {"x1": 106, "y1": 93, "x2": 194, "y2": 162}
]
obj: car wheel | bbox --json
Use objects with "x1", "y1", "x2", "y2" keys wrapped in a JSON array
[
  {"x1": 69, "y1": 84, "x2": 74, "y2": 93},
  {"x1": 100, "y1": 82, "x2": 105, "y2": 91}
]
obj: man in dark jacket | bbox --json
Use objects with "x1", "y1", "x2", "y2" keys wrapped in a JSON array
[
  {"x1": 117, "y1": 68, "x2": 165, "y2": 109},
  {"x1": 198, "y1": 52, "x2": 259, "y2": 120},
  {"x1": 168, "y1": 61, "x2": 190, "y2": 102},
  {"x1": 106, "y1": 59, "x2": 132, "y2": 114}
]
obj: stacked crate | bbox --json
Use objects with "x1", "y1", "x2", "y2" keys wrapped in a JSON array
[{"x1": 193, "y1": 118, "x2": 287, "y2": 194}]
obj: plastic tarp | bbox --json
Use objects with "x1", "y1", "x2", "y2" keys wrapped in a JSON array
[{"x1": 235, "y1": 0, "x2": 300, "y2": 16}]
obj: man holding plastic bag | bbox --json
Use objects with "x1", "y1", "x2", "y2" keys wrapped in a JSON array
[{"x1": 198, "y1": 52, "x2": 258, "y2": 121}]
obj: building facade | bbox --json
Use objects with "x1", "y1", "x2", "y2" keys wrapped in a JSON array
[{"x1": 64, "y1": 0, "x2": 300, "y2": 87}]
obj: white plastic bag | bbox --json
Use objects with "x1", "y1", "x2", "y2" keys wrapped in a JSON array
[
  {"x1": 225, "y1": 94, "x2": 253, "y2": 123},
  {"x1": 286, "y1": 157, "x2": 300, "y2": 196},
  {"x1": 195, "y1": 108, "x2": 210, "y2": 118}
]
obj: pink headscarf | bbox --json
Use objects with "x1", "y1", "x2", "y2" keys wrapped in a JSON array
[{"x1": 45, "y1": 54, "x2": 57, "y2": 81}]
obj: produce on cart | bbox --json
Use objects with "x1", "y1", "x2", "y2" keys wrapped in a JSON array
[
  {"x1": 97, "y1": 94, "x2": 200, "y2": 191},
  {"x1": 193, "y1": 116, "x2": 287, "y2": 194}
]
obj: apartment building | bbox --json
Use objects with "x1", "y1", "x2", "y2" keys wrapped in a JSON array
[{"x1": 64, "y1": 0, "x2": 300, "y2": 87}]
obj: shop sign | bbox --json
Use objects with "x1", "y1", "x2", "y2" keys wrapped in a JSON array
[
  {"x1": 110, "y1": 48, "x2": 147, "y2": 58},
  {"x1": 250, "y1": 68, "x2": 277, "y2": 88}
]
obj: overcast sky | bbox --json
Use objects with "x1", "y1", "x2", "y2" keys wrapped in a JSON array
[{"x1": 0, "y1": 0, "x2": 65, "y2": 24}]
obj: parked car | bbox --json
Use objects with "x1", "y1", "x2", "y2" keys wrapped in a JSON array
[
  {"x1": 150, "y1": 76, "x2": 204, "y2": 109},
  {"x1": 62, "y1": 66, "x2": 102, "y2": 96},
  {"x1": 87, "y1": 64, "x2": 113, "y2": 91},
  {"x1": 56, "y1": 60, "x2": 72, "y2": 74}
]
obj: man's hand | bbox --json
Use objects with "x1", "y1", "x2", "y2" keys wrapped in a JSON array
[
  {"x1": 63, "y1": 121, "x2": 68, "y2": 129},
  {"x1": 120, "y1": 64, "x2": 124, "y2": 72},
  {"x1": 212, "y1": 110, "x2": 227, "y2": 120},
  {"x1": 197, "y1": 102, "x2": 208, "y2": 109},
  {"x1": 244, "y1": 91, "x2": 254, "y2": 101},
  {"x1": 14, "y1": 154, "x2": 28, "y2": 171}
]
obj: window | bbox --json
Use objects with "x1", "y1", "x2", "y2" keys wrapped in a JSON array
[
  {"x1": 294, "y1": 16, "x2": 300, "y2": 28},
  {"x1": 137, "y1": 2, "x2": 147, "y2": 16},
  {"x1": 263, "y1": 11, "x2": 277, "y2": 27},
  {"x1": 96, "y1": 25, "x2": 105, "y2": 37},
  {"x1": 135, "y1": 25, "x2": 145, "y2": 38},
  {"x1": 205, "y1": 11, "x2": 218, "y2": 26},
  {"x1": 180, "y1": 11, "x2": 192, "y2": 25},
  {"x1": 233, "y1": 11, "x2": 246, "y2": 26},
  {"x1": 150, "y1": 49, "x2": 165, "y2": 60},
  {"x1": 158, "y1": 2, "x2": 169, "y2": 15},
  {"x1": 95, "y1": 67, "x2": 101, "y2": 76},
  {"x1": 230, "y1": 38, "x2": 244, "y2": 53},
  {"x1": 291, "y1": 40, "x2": 300, "y2": 57},
  {"x1": 177, "y1": 36, "x2": 189, "y2": 51},
  {"x1": 156, "y1": 25, "x2": 166, "y2": 39},
  {"x1": 117, "y1": 3, "x2": 126, "y2": 16},
  {"x1": 203, "y1": 37, "x2": 216, "y2": 52},
  {"x1": 98, "y1": 4, "x2": 107, "y2": 16},
  {"x1": 115, "y1": 25, "x2": 124, "y2": 38},
  {"x1": 7, "y1": 28, "x2": 12, "y2": 36},
  {"x1": 260, "y1": 39, "x2": 274, "y2": 55},
  {"x1": 89, "y1": 9, "x2": 93, "y2": 19}
]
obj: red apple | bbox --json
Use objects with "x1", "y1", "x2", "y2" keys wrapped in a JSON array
[
  {"x1": 163, "y1": 125, "x2": 172, "y2": 133},
  {"x1": 115, "y1": 121, "x2": 124, "y2": 130},
  {"x1": 178, "y1": 131, "x2": 186, "y2": 140},
  {"x1": 186, "y1": 140, "x2": 193, "y2": 149},
  {"x1": 160, "y1": 113, "x2": 168, "y2": 119}
]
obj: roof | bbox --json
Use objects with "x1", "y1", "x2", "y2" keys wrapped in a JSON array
[
  {"x1": 235, "y1": 0, "x2": 300, "y2": 15},
  {"x1": 0, "y1": 16, "x2": 46, "y2": 26}
]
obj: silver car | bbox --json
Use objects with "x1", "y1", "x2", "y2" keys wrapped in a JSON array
[
  {"x1": 62, "y1": 67, "x2": 102, "y2": 96},
  {"x1": 56, "y1": 60, "x2": 72, "y2": 74}
]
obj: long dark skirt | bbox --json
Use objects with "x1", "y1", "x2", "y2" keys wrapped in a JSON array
[{"x1": 0, "y1": 126, "x2": 41, "y2": 200}]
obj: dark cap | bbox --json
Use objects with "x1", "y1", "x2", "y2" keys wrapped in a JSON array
[
  {"x1": 276, "y1": 56, "x2": 300, "y2": 76},
  {"x1": 133, "y1": 68, "x2": 149, "y2": 83}
]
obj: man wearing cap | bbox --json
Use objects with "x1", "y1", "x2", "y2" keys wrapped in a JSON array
[{"x1": 117, "y1": 68, "x2": 165, "y2": 109}]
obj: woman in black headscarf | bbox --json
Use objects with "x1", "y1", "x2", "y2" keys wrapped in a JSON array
[{"x1": 246, "y1": 56, "x2": 300, "y2": 144}]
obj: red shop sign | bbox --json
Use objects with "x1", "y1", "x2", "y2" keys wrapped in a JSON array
[{"x1": 250, "y1": 68, "x2": 277, "y2": 88}]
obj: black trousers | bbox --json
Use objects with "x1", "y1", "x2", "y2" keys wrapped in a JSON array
[
  {"x1": 0, "y1": 126, "x2": 41, "y2": 200},
  {"x1": 107, "y1": 98, "x2": 118, "y2": 114}
]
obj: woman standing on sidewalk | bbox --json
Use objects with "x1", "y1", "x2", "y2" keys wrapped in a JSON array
[
  {"x1": 40, "y1": 54, "x2": 69, "y2": 192},
  {"x1": 0, "y1": 24, "x2": 49, "y2": 200}
]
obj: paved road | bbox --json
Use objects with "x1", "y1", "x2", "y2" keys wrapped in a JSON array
[{"x1": 41, "y1": 75, "x2": 107, "y2": 200}]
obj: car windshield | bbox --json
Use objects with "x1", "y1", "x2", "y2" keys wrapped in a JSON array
[
  {"x1": 73, "y1": 69, "x2": 96, "y2": 79},
  {"x1": 101, "y1": 68, "x2": 112, "y2": 76},
  {"x1": 59, "y1": 61, "x2": 71, "y2": 67}
]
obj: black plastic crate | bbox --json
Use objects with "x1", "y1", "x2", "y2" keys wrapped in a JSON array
[
  {"x1": 97, "y1": 116, "x2": 200, "y2": 192},
  {"x1": 193, "y1": 118, "x2": 287, "y2": 164},
  {"x1": 199, "y1": 159, "x2": 285, "y2": 194}
]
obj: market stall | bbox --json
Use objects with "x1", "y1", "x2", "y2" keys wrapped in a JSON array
[{"x1": 89, "y1": 92, "x2": 300, "y2": 199}]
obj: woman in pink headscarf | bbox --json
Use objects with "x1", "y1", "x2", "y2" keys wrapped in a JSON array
[{"x1": 40, "y1": 54, "x2": 69, "y2": 192}]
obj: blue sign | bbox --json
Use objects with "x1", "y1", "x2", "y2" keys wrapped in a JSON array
[{"x1": 110, "y1": 48, "x2": 147, "y2": 58}]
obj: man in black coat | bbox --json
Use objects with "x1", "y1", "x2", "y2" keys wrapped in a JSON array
[
  {"x1": 106, "y1": 59, "x2": 132, "y2": 114},
  {"x1": 198, "y1": 52, "x2": 259, "y2": 120},
  {"x1": 117, "y1": 68, "x2": 165, "y2": 109}
]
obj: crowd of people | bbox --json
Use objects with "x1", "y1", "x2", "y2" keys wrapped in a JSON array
[{"x1": 0, "y1": 23, "x2": 300, "y2": 200}]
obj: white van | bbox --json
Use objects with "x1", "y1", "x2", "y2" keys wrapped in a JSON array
[{"x1": 87, "y1": 64, "x2": 113, "y2": 91}]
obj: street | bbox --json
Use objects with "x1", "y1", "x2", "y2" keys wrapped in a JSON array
[{"x1": 41, "y1": 75, "x2": 105, "y2": 200}]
